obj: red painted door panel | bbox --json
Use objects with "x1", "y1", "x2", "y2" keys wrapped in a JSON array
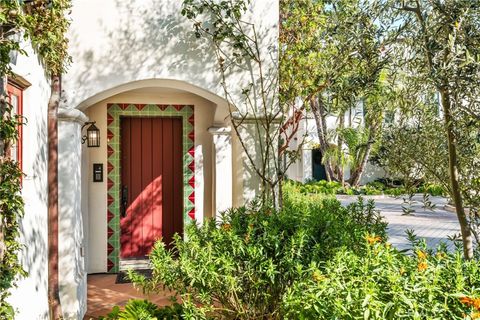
[{"x1": 120, "y1": 117, "x2": 183, "y2": 258}]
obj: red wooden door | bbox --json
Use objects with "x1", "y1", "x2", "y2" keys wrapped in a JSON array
[{"x1": 120, "y1": 117, "x2": 183, "y2": 258}]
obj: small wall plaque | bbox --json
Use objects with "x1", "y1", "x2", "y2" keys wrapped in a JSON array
[{"x1": 93, "y1": 163, "x2": 103, "y2": 182}]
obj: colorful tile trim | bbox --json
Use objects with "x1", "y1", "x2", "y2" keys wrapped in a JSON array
[{"x1": 106, "y1": 103, "x2": 195, "y2": 273}]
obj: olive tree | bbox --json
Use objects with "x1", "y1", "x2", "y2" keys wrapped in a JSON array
[
  {"x1": 280, "y1": 0, "x2": 398, "y2": 187},
  {"x1": 380, "y1": 0, "x2": 480, "y2": 259},
  {"x1": 182, "y1": 0, "x2": 303, "y2": 208}
]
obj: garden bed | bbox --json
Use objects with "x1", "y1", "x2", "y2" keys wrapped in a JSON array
[{"x1": 100, "y1": 185, "x2": 480, "y2": 319}]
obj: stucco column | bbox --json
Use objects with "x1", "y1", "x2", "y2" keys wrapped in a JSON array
[
  {"x1": 58, "y1": 107, "x2": 88, "y2": 319},
  {"x1": 209, "y1": 126, "x2": 232, "y2": 220}
]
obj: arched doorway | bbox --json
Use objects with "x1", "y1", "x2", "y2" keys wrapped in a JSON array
[{"x1": 77, "y1": 82, "x2": 233, "y2": 274}]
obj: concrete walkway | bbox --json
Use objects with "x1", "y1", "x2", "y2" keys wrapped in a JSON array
[{"x1": 337, "y1": 194, "x2": 461, "y2": 252}]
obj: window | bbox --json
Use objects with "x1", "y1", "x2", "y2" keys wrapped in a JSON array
[{"x1": 7, "y1": 82, "x2": 23, "y2": 172}]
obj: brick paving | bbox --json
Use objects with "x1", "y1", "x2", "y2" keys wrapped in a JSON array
[
  {"x1": 84, "y1": 274, "x2": 176, "y2": 319},
  {"x1": 337, "y1": 194, "x2": 461, "y2": 252}
]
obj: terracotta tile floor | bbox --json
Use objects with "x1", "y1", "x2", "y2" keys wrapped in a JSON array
[{"x1": 84, "y1": 274, "x2": 176, "y2": 319}]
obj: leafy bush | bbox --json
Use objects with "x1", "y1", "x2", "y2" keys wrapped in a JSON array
[
  {"x1": 131, "y1": 192, "x2": 386, "y2": 319},
  {"x1": 286, "y1": 179, "x2": 343, "y2": 195},
  {"x1": 282, "y1": 187, "x2": 387, "y2": 259},
  {"x1": 418, "y1": 183, "x2": 447, "y2": 197},
  {"x1": 287, "y1": 179, "x2": 446, "y2": 197},
  {"x1": 100, "y1": 299, "x2": 183, "y2": 320},
  {"x1": 283, "y1": 238, "x2": 480, "y2": 319},
  {"x1": 127, "y1": 185, "x2": 479, "y2": 319},
  {"x1": 365, "y1": 180, "x2": 386, "y2": 191}
]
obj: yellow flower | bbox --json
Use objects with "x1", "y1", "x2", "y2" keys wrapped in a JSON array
[
  {"x1": 366, "y1": 235, "x2": 382, "y2": 245},
  {"x1": 312, "y1": 270, "x2": 326, "y2": 283},
  {"x1": 436, "y1": 252, "x2": 446, "y2": 260},
  {"x1": 472, "y1": 312, "x2": 480, "y2": 319},
  {"x1": 416, "y1": 250, "x2": 427, "y2": 260},
  {"x1": 399, "y1": 267, "x2": 406, "y2": 275},
  {"x1": 417, "y1": 261, "x2": 428, "y2": 272},
  {"x1": 222, "y1": 223, "x2": 232, "y2": 231}
]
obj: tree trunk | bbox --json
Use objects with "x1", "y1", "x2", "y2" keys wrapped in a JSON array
[
  {"x1": 349, "y1": 141, "x2": 373, "y2": 187},
  {"x1": 349, "y1": 125, "x2": 376, "y2": 187},
  {"x1": 440, "y1": 86, "x2": 474, "y2": 260},
  {"x1": 48, "y1": 75, "x2": 62, "y2": 318},
  {"x1": 310, "y1": 95, "x2": 334, "y2": 181},
  {"x1": 337, "y1": 110, "x2": 345, "y2": 186},
  {"x1": 406, "y1": 1, "x2": 473, "y2": 260}
]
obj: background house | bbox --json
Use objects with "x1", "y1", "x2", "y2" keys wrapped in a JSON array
[{"x1": 286, "y1": 104, "x2": 386, "y2": 184}]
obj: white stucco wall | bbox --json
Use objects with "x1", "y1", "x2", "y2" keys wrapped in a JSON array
[
  {"x1": 64, "y1": 0, "x2": 278, "y2": 211},
  {"x1": 58, "y1": 112, "x2": 88, "y2": 319},
  {"x1": 84, "y1": 88, "x2": 221, "y2": 273},
  {"x1": 64, "y1": 0, "x2": 278, "y2": 115},
  {"x1": 7, "y1": 42, "x2": 51, "y2": 319},
  {"x1": 4, "y1": 0, "x2": 277, "y2": 318},
  {"x1": 7, "y1": 40, "x2": 88, "y2": 320}
]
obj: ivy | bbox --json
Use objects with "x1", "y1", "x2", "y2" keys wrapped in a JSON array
[
  {"x1": 0, "y1": 159, "x2": 25, "y2": 319},
  {"x1": 23, "y1": 0, "x2": 72, "y2": 75},
  {"x1": 0, "y1": 0, "x2": 71, "y2": 317}
]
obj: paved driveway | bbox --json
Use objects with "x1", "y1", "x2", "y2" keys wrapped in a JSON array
[{"x1": 337, "y1": 194, "x2": 461, "y2": 252}]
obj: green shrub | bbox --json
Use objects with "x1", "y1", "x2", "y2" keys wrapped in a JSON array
[
  {"x1": 131, "y1": 192, "x2": 387, "y2": 319},
  {"x1": 383, "y1": 186, "x2": 407, "y2": 196},
  {"x1": 366, "y1": 180, "x2": 387, "y2": 191},
  {"x1": 283, "y1": 240, "x2": 480, "y2": 319},
  {"x1": 128, "y1": 184, "x2": 479, "y2": 319},
  {"x1": 286, "y1": 179, "x2": 343, "y2": 195},
  {"x1": 423, "y1": 183, "x2": 447, "y2": 197},
  {"x1": 289, "y1": 179, "x2": 447, "y2": 198},
  {"x1": 100, "y1": 299, "x2": 183, "y2": 320}
]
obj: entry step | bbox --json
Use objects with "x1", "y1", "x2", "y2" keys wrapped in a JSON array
[{"x1": 119, "y1": 258, "x2": 151, "y2": 271}]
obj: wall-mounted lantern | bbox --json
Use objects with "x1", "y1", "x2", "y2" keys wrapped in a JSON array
[{"x1": 82, "y1": 122, "x2": 100, "y2": 147}]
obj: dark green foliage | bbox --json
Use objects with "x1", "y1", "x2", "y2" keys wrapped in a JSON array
[
  {"x1": 0, "y1": 160, "x2": 26, "y2": 318},
  {"x1": 289, "y1": 179, "x2": 344, "y2": 195},
  {"x1": 0, "y1": 83, "x2": 26, "y2": 318},
  {"x1": 123, "y1": 186, "x2": 480, "y2": 319},
  {"x1": 130, "y1": 189, "x2": 386, "y2": 319},
  {"x1": 286, "y1": 179, "x2": 446, "y2": 197},
  {"x1": 100, "y1": 300, "x2": 184, "y2": 320},
  {"x1": 283, "y1": 240, "x2": 480, "y2": 319}
]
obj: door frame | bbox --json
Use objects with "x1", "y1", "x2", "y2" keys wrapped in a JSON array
[{"x1": 106, "y1": 103, "x2": 195, "y2": 273}]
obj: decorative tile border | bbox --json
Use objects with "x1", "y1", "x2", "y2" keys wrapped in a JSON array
[{"x1": 106, "y1": 103, "x2": 195, "y2": 273}]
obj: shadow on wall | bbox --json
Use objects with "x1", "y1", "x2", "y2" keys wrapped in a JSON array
[
  {"x1": 58, "y1": 122, "x2": 87, "y2": 319},
  {"x1": 18, "y1": 109, "x2": 49, "y2": 319},
  {"x1": 236, "y1": 125, "x2": 263, "y2": 202},
  {"x1": 68, "y1": 0, "x2": 218, "y2": 107},
  {"x1": 68, "y1": 0, "x2": 277, "y2": 115},
  {"x1": 68, "y1": 0, "x2": 277, "y2": 209}
]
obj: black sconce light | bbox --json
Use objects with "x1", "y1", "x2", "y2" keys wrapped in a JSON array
[{"x1": 82, "y1": 122, "x2": 100, "y2": 147}]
